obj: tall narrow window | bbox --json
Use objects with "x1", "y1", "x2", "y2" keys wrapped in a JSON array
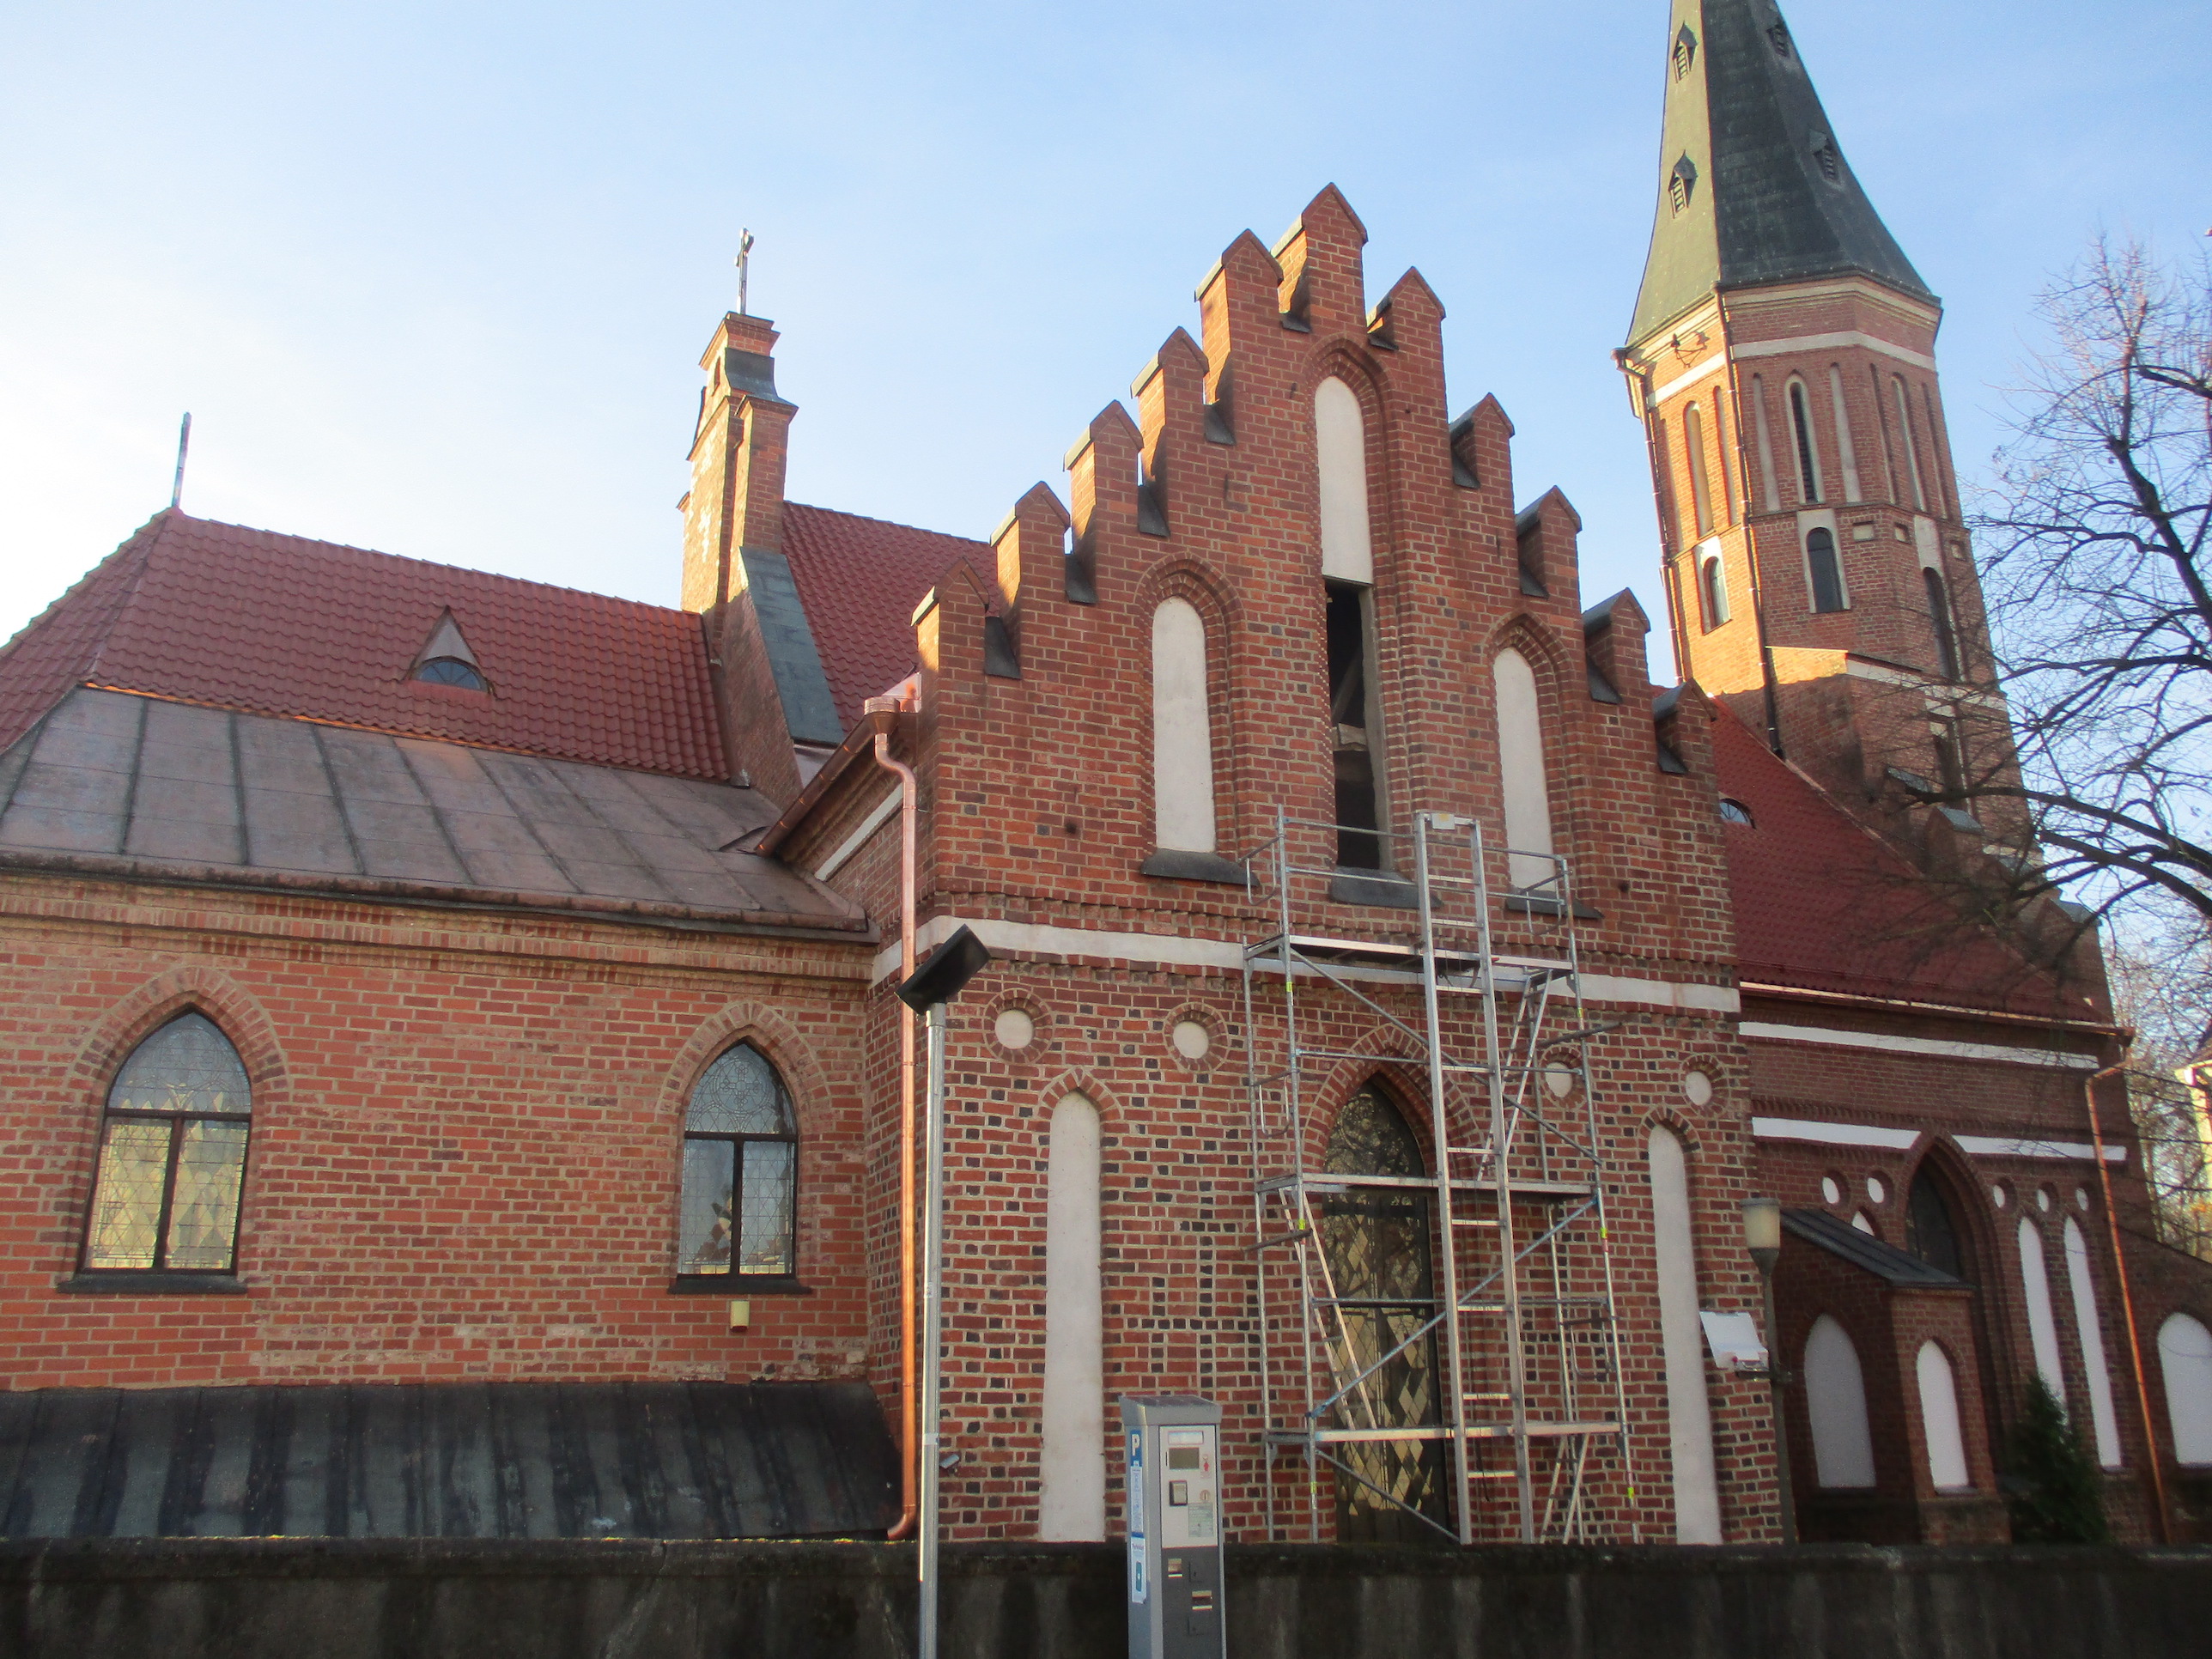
[
  {"x1": 82, "y1": 1012, "x2": 253, "y2": 1275},
  {"x1": 1804, "y1": 1314, "x2": 1877, "y2": 1487},
  {"x1": 2160, "y1": 1313, "x2": 2212, "y2": 1466},
  {"x1": 1328, "y1": 581, "x2": 1386, "y2": 870},
  {"x1": 1806, "y1": 528, "x2": 1845, "y2": 613},
  {"x1": 678, "y1": 1043, "x2": 798, "y2": 1282},
  {"x1": 1315, "y1": 378, "x2": 1373, "y2": 584},
  {"x1": 1698, "y1": 549, "x2": 1730, "y2": 629},
  {"x1": 1712, "y1": 395, "x2": 1736, "y2": 524},
  {"x1": 1751, "y1": 376, "x2": 1782, "y2": 514},
  {"x1": 1826, "y1": 367, "x2": 1863, "y2": 502},
  {"x1": 1647, "y1": 1127, "x2": 1722, "y2": 1541},
  {"x1": 1319, "y1": 1087, "x2": 1448, "y2": 1539},
  {"x1": 1788, "y1": 379, "x2": 1822, "y2": 504},
  {"x1": 1933, "y1": 718, "x2": 1966, "y2": 798},
  {"x1": 1151, "y1": 599, "x2": 1216, "y2": 854},
  {"x1": 1492, "y1": 648, "x2": 1555, "y2": 892},
  {"x1": 1683, "y1": 401, "x2": 1715, "y2": 538},
  {"x1": 2018, "y1": 1218, "x2": 2067, "y2": 1405},
  {"x1": 1041, "y1": 1093, "x2": 1105, "y2": 1539},
  {"x1": 1924, "y1": 568, "x2": 1960, "y2": 679},
  {"x1": 2062, "y1": 1218, "x2": 2123, "y2": 1468},
  {"x1": 1906, "y1": 1166, "x2": 1964, "y2": 1277},
  {"x1": 1893, "y1": 376, "x2": 1928, "y2": 512},
  {"x1": 1916, "y1": 1343, "x2": 1972, "y2": 1491}
]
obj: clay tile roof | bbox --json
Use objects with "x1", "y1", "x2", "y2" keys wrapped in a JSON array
[
  {"x1": 0, "y1": 513, "x2": 726, "y2": 779},
  {"x1": 1711, "y1": 702, "x2": 2087, "y2": 1018},
  {"x1": 781, "y1": 502, "x2": 993, "y2": 726}
]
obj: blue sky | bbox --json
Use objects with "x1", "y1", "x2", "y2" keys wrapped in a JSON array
[{"x1": 3, "y1": 0, "x2": 2204, "y2": 683}]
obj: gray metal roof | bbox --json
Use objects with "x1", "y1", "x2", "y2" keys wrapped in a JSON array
[
  {"x1": 0, "y1": 1382, "x2": 899, "y2": 1540},
  {"x1": 1628, "y1": 0, "x2": 1933, "y2": 344},
  {"x1": 0, "y1": 689, "x2": 865, "y2": 933},
  {"x1": 1784, "y1": 1206, "x2": 1966, "y2": 1289}
]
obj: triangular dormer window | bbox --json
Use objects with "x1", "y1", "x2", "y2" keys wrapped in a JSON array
[
  {"x1": 1673, "y1": 24, "x2": 1697, "y2": 80},
  {"x1": 410, "y1": 611, "x2": 489, "y2": 692},
  {"x1": 1669, "y1": 155, "x2": 1698, "y2": 216}
]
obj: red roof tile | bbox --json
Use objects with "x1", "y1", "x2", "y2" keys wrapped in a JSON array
[
  {"x1": 1711, "y1": 702, "x2": 2093, "y2": 1018},
  {"x1": 0, "y1": 519, "x2": 156, "y2": 754},
  {"x1": 781, "y1": 503, "x2": 992, "y2": 726},
  {"x1": 0, "y1": 513, "x2": 726, "y2": 779}
]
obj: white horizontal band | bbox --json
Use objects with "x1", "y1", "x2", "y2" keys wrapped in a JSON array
[
  {"x1": 872, "y1": 915, "x2": 1738, "y2": 1012},
  {"x1": 1739, "y1": 1021, "x2": 2100, "y2": 1070},
  {"x1": 1753, "y1": 1116, "x2": 1920, "y2": 1150},
  {"x1": 1729, "y1": 331, "x2": 1938, "y2": 373}
]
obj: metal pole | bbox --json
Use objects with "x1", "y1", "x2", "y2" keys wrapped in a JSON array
[
  {"x1": 1473, "y1": 822, "x2": 1534, "y2": 1540},
  {"x1": 918, "y1": 1001, "x2": 948, "y2": 1658},
  {"x1": 1757, "y1": 1261, "x2": 1797, "y2": 1545},
  {"x1": 170, "y1": 413, "x2": 191, "y2": 510},
  {"x1": 1413, "y1": 815, "x2": 1474, "y2": 1543}
]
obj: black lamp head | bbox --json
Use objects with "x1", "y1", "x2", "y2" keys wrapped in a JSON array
[{"x1": 895, "y1": 924, "x2": 994, "y2": 1012}]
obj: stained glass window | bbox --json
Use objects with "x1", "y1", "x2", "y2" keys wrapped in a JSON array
[
  {"x1": 678, "y1": 1044, "x2": 797, "y2": 1279},
  {"x1": 82, "y1": 1013, "x2": 252, "y2": 1275}
]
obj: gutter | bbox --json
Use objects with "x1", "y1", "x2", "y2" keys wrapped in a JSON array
[{"x1": 1737, "y1": 980, "x2": 2125, "y2": 1038}]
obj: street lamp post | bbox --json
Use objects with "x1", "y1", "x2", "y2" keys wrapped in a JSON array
[
  {"x1": 1741, "y1": 1195, "x2": 1797, "y2": 1546},
  {"x1": 895, "y1": 926, "x2": 994, "y2": 1659}
]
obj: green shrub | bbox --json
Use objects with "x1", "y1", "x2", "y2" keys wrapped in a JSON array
[{"x1": 2002, "y1": 1374, "x2": 2110, "y2": 1543}]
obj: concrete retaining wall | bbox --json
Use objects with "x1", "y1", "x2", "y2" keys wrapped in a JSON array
[{"x1": 2, "y1": 1537, "x2": 2208, "y2": 1659}]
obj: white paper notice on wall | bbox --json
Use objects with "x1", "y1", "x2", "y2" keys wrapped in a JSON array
[{"x1": 1699, "y1": 1310, "x2": 1768, "y2": 1373}]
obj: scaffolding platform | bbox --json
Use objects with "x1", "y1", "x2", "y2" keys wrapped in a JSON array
[{"x1": 1239, "y1": 810, "x2": 1633, "y2": 1546}]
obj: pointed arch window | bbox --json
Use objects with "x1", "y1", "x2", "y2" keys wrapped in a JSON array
[
  {"x1": 81, "y1": 1013, "x2": 253, "y2": 1277},
  {"x1": 1698, "y1": 547, "x2": 1731, "y2": 630},
  {"x1": 1924, "y1": 568, "x2": 1960, "y2": 680},
  {"x1": 1492, "y1": 647, "x2": 1556, "y2": 892},
  {"x1": 1151, "y1": 598, "x2": 1217, "y2": 855},
  {"x1": 1683, "y1": 402, "x2": 1715, "y2": 538},
  {"x1": 1804, "y1": 1314, "x2": 1877, "y2": 1487},
  {"x1": 678, "y1": 1043, "x2": 799, "y2": 1284},
  {"x1": 1806, "y1": 528, "x2": 1845, "y2": 613},
  {"x1": 1787, "y1": 380, "x2": 1823, "y2": 504}
]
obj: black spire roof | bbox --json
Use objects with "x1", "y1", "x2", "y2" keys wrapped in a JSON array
[{"x1": 1628, "y1": 0, "x2": 1933, "y2": 345}]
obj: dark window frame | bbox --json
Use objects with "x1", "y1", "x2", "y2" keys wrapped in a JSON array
[
  {"x1": 74, "y1": 1012, "x2": 252, "y2": 1284},
  {"x1": 1788, "y1": 380, "x2": 1822, "y2": 504},
  {"x1": 672, "y1": 1042, "x2": 804, "y2": 1293},
  {"x1": 1807, "y1": 527, "x2": 1846, "y2": 612},
  {"x1": 1925, "y1": 568, "x2": 1961, "y2": 679}
]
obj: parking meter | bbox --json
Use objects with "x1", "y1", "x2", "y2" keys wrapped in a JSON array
[{"x1": 1120, "y1": 1395, "x2": 1224, "y2": 1659}]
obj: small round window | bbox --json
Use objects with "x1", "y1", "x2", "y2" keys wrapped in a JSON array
[
  {"x1": 1718, "y1": 797, "x2": 1754, "y2": 826},
  {"x1": 414, "y1": 657, "x2": 487, "y2": 691}
]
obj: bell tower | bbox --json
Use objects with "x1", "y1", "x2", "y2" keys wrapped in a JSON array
[{"x1": 1616, "y1": 0, "x2": 2019, "y2": 836}]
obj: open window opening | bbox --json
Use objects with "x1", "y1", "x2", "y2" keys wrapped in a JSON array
[
  {"x1": 1327, "y1": 580, "x2": 1386, "y2": 871},
  {"x1": 1806, "y1": 527, "x2": 1845, "y2": 612},
  {"x1": 1788, "y1": 380, "x2": 1823, "y2": 505},
  {"x1": 1924, "y1": 568, "x2": 1960, "y2": 679}
]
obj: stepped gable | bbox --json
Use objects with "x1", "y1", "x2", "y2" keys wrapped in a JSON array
[
  {"x1": 781, "y1": 502, "x2": 991, "y2": 726},
  {"x1": 1711, "y1": 702, "x2": 2090, "y2": 1018},
  {"x1": 0, "y1": 512, "x2": 726, "y2": 779}
]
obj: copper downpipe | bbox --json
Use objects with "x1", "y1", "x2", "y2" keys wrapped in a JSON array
[
  {"x1": 867, "y1": 696, "x2": 922, "y2": 1540},
  {"x1": 2082, "y1": 1060, "x2": 2173, "y2": 1543}
]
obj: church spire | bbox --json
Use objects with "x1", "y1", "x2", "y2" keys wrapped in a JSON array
[{"x1": 1629, "y1": 0, "x2": 1931, "y2": 347}]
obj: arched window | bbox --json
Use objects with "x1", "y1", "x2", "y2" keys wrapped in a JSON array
[
  {"x1": 1924, "y1": 568, "x2": 1960, "y2": 679},
  {"x1": 1646, "y1": 1126, "x2": 1722, "y2": 1541},
  {"x1": 1492, "y1": 648, "x2": 1555, "y2": 892},
  {"x1": 2160, "y1": 1312, "x2": 2212, "y2": 1465},
  {"x1": 678, "y1": 1043, "x2": 798, "y2": 1282},
  {"x1": 412, "y1": 657, "x2": 487, "y2": 691},
  {"x1": 1905, "y1": 1165, "x2": 1963, "y2": 1279},
  {"x1": 1151, "y1": 598, "x2": 1216, "y2": 855},
  {"x1": 1916, "y1": 1342, "x2": 1972, "y2": 1491},
  {"x1": 2063, "y1": 1218, "x2": 2123, "y2": 1468},
  {"x1": 1683, "y1": 402, "x2": 1715, "y2": 538},
  {"x1": 1806, "y1": 528, "x2": 1845, "y2": 613},
  {"x1": 1319, "y1": 1087, "x2": 1447, "y2": 1539},
  {"x1": 1040, "y1": 1093, "x2": 1105, "y2": 1539},
  {"x1": 1893, "y1": 376, "x2": 1928, "y2": 512},
  {"x1": 1804, "y1": 1314, "x2": 1877, "y2": 1487},
  {"x1": 1787, "y1": 379, "x2": 1822, "y2": 505},
  {"x1": 1314, "y1": 378, "x2": 1373, "y2": 585},
  {"x1": 1698, "y1": 548, "x2": 1730, "y2": 629},
  {"x1": 82, "y1": 1012, "x2": 253, "y2": 1275},
  {"x1": 2018, "y1": 1218, "x2": 2067, "y2": 1404}
]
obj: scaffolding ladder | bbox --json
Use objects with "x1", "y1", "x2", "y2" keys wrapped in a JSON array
[{"x1": 1240, "y1": 809, "x2": 1634, "y2": 1545}]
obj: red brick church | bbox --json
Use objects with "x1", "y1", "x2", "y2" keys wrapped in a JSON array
[{"x1": 2, "y1": 0, "x2": 2208, "y2": 1548}]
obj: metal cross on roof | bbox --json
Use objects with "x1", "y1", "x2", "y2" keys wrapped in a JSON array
[{"x1": 736, "y1": 228, "x2": 755, "y2": 316}]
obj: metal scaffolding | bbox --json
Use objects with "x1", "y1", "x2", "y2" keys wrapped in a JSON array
[{"x1": 1241, "y1": 808, "x2": 1633, "y2": 1545}]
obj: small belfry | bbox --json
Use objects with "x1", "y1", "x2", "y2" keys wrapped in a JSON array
[{"x1": 1616, "y1": 0, "x2": 2021, "y2": 838}]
